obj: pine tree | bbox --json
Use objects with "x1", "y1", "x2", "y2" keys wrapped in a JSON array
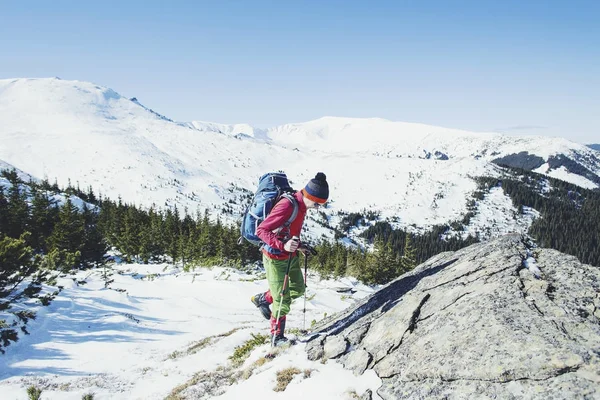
[
  {"x1": 0, "y1": 187, "x2": 9, "y2": 238},
  {"x1": 101, "y1": 263, "x2": 114, "y2": 288},
  {"x1": 147, "y1": 208, "x2": 165, "y2": 261},
  {"x1": 86, "y1": 185, "x2": 97, "y2": 204},
  {"x1": 227, "y1": 224, "x2": 242, "y2": 265},
  {"x1": 206, "y1": 214, "x2": 221, "y2": 261},
  {"x1": 0, "y1": 232, "x2": 50, "y2": 353},
  {"x1": 80, "y1": 204, "x2": 106, "y2": 267},
  {"x1": 333, "y1": 242, "x2": 348, "y2": 277},
  {"x1": 346, "y1": 247, "x2": 366, "y2": 278},
  {"x1": 6, "y1": 177, "x2": 30, "y2": 239},
  {"x1": 181, "y1": 229, "x2": 197, "y2": 269},
  {"x1": 216, "y1": 216, "x2": 233, "y2": 263},
  {"x1": 164, "y1": 207, "x2": 180, "y2": 263},
  {"x1": 401, "y1": 234, "x2": 417, "y2": 272},
  {"x1": 197, "y1": 210, "x2": 214, "y2": 262},
  {"x1": 360, "y1": 236, "x2": 402, "y2": 285},
  {"x1": 120, "y1": 206, "x2": 142, "y2": 262},
  {"x1": 361, "y1": 245, "x2": 379, "y2": 285},
  {"x1": 29, "y1": 188, "x2": 59, "y2": 253},
  {"x1": 47, "y1": 198, "x2": 84, "y2": 258},
  {"x1": 314, "y1": 240, "x2": 333, "y2": 278},
  {"x1": 0, "y1": 233, "x2": 37, "y2": 298}
]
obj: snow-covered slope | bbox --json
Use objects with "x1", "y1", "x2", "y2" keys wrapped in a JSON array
[
  {"x1": 1, "y1": 78, "x2": 598, "y2": 240},
  {"x1": 0, "y1": 78, "x2": 307, "y2": 210},
  {"x1": 0, "y1": 160, "x2": 37, "y2": 183},
  {"x1": 0, "y1": 263, "x2": 380, "y2": 399},
  {"x1": 0, "y1": 161, "x2": 96, "y2": 213}
]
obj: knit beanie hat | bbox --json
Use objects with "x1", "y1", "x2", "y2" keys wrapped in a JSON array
[{"x1": 301, "y1": 172, "x2": 329, "y2": 204}]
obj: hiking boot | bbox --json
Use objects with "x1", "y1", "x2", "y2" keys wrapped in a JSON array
[
  {"x1": 251, "y1": 292, "x2": 271, "y2": 320},
  {"x1": 272, "y1": 334, "x2": 290, "y2": 346},
  {"x1": 270, "y1": 315, "x2": 289, "y2": 346}
]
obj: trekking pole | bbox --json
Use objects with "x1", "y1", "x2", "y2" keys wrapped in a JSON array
[
  {"x1": 272, "y1": 236, "x2": 298, "y2": 347},
  {"x1": 301, "y1": 244, "x2": 317, "y2": 333},
  {"x1": 303, "y1": 252, "x2": 308, "y2": 331}
]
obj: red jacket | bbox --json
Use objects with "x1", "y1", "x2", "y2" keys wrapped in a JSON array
[{"x1": 256, "y1": 191, "x2": 307, "y2": 260}]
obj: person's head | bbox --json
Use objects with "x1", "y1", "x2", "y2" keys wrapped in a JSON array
[{"x1": 301, "y1": 172, "x2": 329, "y2": 209}]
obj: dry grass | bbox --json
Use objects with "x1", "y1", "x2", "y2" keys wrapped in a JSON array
[
  {"x1": 165, "y1": 366, "x2": 241, "y2": 400},
  {"x1": 186, "y1": 337, "x2": 212, "y2": 354},
  {"x1": 167, "y1": 327, "x2": 242, "y2": 360},
  {"x1": 273, "y1": 367, "x2": 302, "y2": 392},
  {"x1": 241, "y1": 356, "x2": 271, "y2": 380},
  {"x1": 228, "y1": 333, "x2": 269, "y2": 367},
  {"x1": 188, "y1": 327, "x2": 240, "y2": 354},
  {"x1": 346, "y1": 389, "x2": 361, "y2": 399},
  {"x1": 169, "y1": 328, "x2": 317, "y2": 398}
]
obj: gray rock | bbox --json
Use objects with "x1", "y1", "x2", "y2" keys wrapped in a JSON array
[
  {"x1": 360, "y1": 388, "x2": 373, "y2": 400},
  {"x1": 323, "y1": 335, "x2": 348, "y2": 359},
  {"x1": 345, "y1": 322, "x2": 370, "y2": 346},
  {"x1": 342, "y1": 348, "x2": 372, "y2": 375},
  {"x1": 305, "y1": 336, "x2": 325, "y2": 361},
  {"x1": 305, "y1": 234, "x2": 600, "y2": 399}
]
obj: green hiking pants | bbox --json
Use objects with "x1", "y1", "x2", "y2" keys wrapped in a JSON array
[{"x1": 265, "y1": 254, "x2": 305, "y2": 317}]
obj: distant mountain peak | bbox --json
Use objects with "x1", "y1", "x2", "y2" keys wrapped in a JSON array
[
  {"x1": 129, "y1": 96, "x2": 173, "y2": 122},
  {"x1": 186, "y1": 120, "x2": 268, "y2": 140}
]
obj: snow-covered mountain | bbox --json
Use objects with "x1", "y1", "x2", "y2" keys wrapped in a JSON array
[
  {"x1": 1, "y1": 78, "x2": 599, "y2": 240},
  {"x1": 183, "y1": 120, "x2": 269, "y2": 141}
]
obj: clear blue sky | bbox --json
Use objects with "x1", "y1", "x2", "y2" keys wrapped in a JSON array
[{"x1": 1, "y1": 0, "x2": 598, "y2": 143}]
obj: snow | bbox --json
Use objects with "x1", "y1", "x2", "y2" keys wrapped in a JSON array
[
  {"x1": 0, "y1": 263, "x2": 380, "y2": 399},
  {"x1": 0, "y1": 170, "x2": 95, "y2": 213},
  {"x1": 214, "y1": 347, "x2": 381, "y2": 400},
  {"x1": 544, "y1": 166, "x2": 598, "y2": 189},
  {"x1": 535, "y1": 174, "x2": 554, "y2": 195},
  {"x1": 185, "y1": 121, "x2": 270, "y2": 141},
  {"x1": 523, "y1": 255, "x2": 542, "y2": 279},
  {"x1": 445, "y1": 186, "x2": 540, "y2": 241},
  {"x1": 0, "y1": 160, "x2": 36, "y2": 184},
  {"x1": 1, "y1": 78, "x2": 598, "y2": 244}
]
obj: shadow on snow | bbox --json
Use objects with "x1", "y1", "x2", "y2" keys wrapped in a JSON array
[{"x1": 0, "y1": 286, "x2": 183, "y2": 378}]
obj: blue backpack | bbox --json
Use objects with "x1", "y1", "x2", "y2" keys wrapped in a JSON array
[{"x1": 239, "y1": 172, "x2": 299, "y2": 246}]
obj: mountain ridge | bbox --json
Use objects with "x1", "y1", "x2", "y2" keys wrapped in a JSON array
[{"x1": 1, "y1": 77, "x2": 599, "y2": 243}]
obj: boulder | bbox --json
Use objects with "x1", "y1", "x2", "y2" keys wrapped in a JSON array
[{"x1": 307, "y1": 234, "x2": 600, "y2": 399}]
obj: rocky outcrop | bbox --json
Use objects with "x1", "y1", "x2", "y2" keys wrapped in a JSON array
[
  {"x1": 492, "y1": 151, "x2": 546, "y2": 170},
  {"x1": 305, "y1": 234, "x2": 600, "y2": 399}
]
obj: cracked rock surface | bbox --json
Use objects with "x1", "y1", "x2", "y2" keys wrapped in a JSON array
[{"x1": 306, "y1": 234, "x2": 600, "y2": 399}]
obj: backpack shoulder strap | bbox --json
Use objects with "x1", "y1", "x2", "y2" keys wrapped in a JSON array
[{"x1": 280, "y1": 192, "x2": 299, "y2": 227}]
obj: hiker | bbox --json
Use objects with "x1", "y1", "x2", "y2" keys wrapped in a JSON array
[{"x1": 251, "y1": 172, "x2": 329, "y2": 345}]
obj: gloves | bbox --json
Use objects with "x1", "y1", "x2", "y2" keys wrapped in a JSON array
[
  {"x1": 284, "y1": 237, "x2": 300, "y2": 253},
  {"x1": 299, "y1": 243, "x2": 318, "y2": 256}
]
